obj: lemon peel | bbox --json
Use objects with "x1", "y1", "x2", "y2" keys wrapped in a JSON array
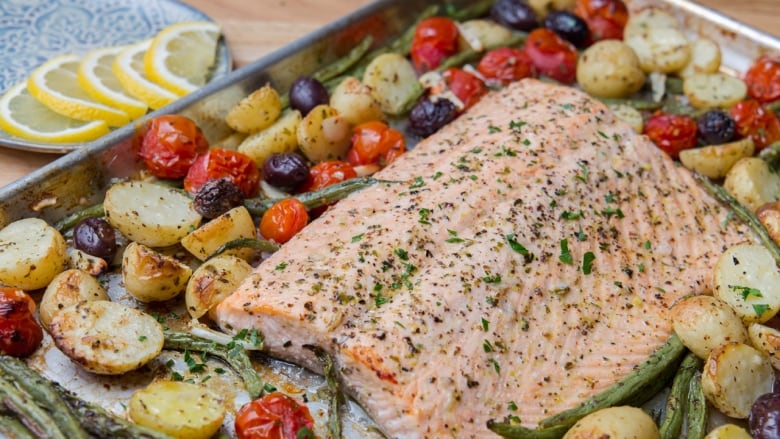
[
  {"x1": 78, "y1": 45, "x2": 148, "y2": 120},
  {"x1": 113, "y1": 40, "x2": 179, "y2": 110}
]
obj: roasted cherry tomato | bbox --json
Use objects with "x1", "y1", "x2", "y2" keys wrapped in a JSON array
[
  {"x1": 347, "y1": 121, "x2": 406, "y2": 166},
  {"x1": 442, "y1": 68, "x2": 488, "y2": 110},
  {"x1": 300, "y1": 160, "x2": 358, "y2": 193},
  {"x1": 184, "y1": 148, "x2": 260, "y2": 197},
  {"x1": 138, "y1": 115, "x2": 209, "y2": 179},
  {"x1": 730, "y1": 100, "x2": 780, "y2": 151},
  {"x1": 410, "y1": 17, "x2": 459, "y2": 72},
  {"x1": 574, "y1": 0, "x2": 629, "y2": 42},
  {"x1": 477, "y1": 47, "x2": 535, "y2": 85},
  {"x1": 0, "y1": 287, "x2": 43, "y2": 358},
  {"x1": 643, "y1": 113, "x2": 698, "y2": 158},
  {"x1": 745, "y1": 55, "x2": 780, "y2": 103},
  {"x1": 259, "y1": 198, "x2": 309, "y2": 244},
  {"x1": 235, "y1": 392, "x2": 315, "y2": 439},
  {"x1": 523, "y1": 28, "x2": 578, "y2": 84}
]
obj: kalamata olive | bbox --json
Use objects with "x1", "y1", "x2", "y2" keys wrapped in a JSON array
[
  {"x1": 289, "y1": 76, "x2": 329, "y2": 116},
  {"x1": 407, "y1": 97, "x2": 459, "y2": 138},
  {"x1": 750, "y1": 392, "x2": 780, "y2": 439},
  {"x1": 193, "y1": 178, "x2": 245, "y2": 219},
  {"x1": 262, "y1": 153, "x2": 311, "y2": 190},
  {"x1": 73, "y1": 217, "x2": 117, "y2": 261},
  {"x1": 543, "y1": 10, "x2": 590, "y2": 48},
  {"x1": 697, "y1": 109, "x2": 737, "y2": 145},
  {"x1": 490, "y1": 0, "x2": 538, "y2": 31}
]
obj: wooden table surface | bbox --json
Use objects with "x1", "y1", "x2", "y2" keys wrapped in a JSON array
[{"x1": 0, "y1": 0, "x2": 777, "y2": 188}]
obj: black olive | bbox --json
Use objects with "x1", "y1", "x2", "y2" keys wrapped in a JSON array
[
  {"x1": 193, "y1": 178, "x2": 245, "y2": 219},
  {"x1": 289, "y1": 76, "x2": 329, "y2": 116},
  {"x1": 407, "y1": 97, "x2": 459, "y2": 138},
  {"x1": 697, "y1": 109, "x2": 736, "y2": 145},
  {"x1": 490, "y1": 0, "x2": 538, "y2": 31},
  {"x1": 543, "y1": 11, "x2": 590, "y2": 48},
  {"x1": 73, "y1": 217, "x2": 117, "y2": 261},
  {"x1": 262, "y1": 153, "x2": 310, "y2": 190},
  {"x1": 750, "y1": 392, "x2": 780, "y2": 439}
]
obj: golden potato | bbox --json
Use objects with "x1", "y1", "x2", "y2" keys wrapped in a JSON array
[
  {"x1": 724, "y1": 157, "x2": 780, "y2": 212},
  {"x1": 122, "y1": 242, "x2": 192, "y2": 303},
  {"x1": 129, "y1": 380, "x2": 224, "y2": 439},
  {"x1": 563, "y1": 406, "x2": 660, "y2": 439},
  {"x1": 297, "y1": 104, "x2": 351, "y2": 162},
  {"x1": 185, "y1": 254, "x2": 253, "y2": 320},
  {"x1": 238, "y1": 109, "x2": 301, "y2": 167},
  {"x1": 679, "y1": 138, "x2": 754, "y2": 179},
  {"x1": 576, "y1": 40, "x2": 645, "y2": 99},
  {"x1": 757, "y1": 201, "x2": 780, "y2": 245},
  {"x1": 671, "y1": 295, "x2": 748, "y2": 359},
  {"x1": 702, "y1": 342, "x2": 774, "y2": 419},
  {"x1": 363, "y1": 53, "x2": 421, "y2": 115},
  {"x1": 713, "y1": 243, "x2": 780, "y2": 323},
  {"x1": 181, "y1": 206, "x2": 256, "y2": 261},
  {"x1": 40, "y1": 269, "x2": 108, "y2": 327},
  {"x1": 0, "y1": 218, "x2": 67, "y2": 290},
  {"x1": 329, "y1": 77, "x2": 385, "y2": 126},
  {"x1": 225, "y1": 84, "x2": 282, "y2": 133}
]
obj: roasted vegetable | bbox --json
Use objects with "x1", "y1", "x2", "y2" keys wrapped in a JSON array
[
  {"x1": 225, "y1": 84, "x2": 282, "y2": 133},
  {"x1": 129, "y1": 381, "x2": 225, "y2": 439},
  {"x1": 0, "y1": 218, "x2": 67, "y2": 290},
  {"x1": 562, "y1": 406, "x2": 661, "y2": 439},
  {"x1": 181, "y1": 206, "x2": 256, "y2": 261},
  {"x1": 713, "y1": 243, "x2": 780, "y2": 323},
  {"x1": 679, "y1": 138, "x2": 754, "y2": 179},
  {"x1": 122, "y1": 242, "x2": 192, "y2": 303},
  {"x1": 39, "y1": 269, "x2": 109, "y2": 327},
  {"x1": 576, "y1": 40, "x2": 645, "y2": 99}
]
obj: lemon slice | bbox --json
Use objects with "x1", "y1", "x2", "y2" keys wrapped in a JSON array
[
  {"x1": 145, "y1": 21, "x2": 221, "y2": 96},
  {"x1": 0, "y1": 82, "x2": 109, "y2": 143},
  {"x1": 78, "y1": 45, "x2": 148, "y2": 120},
  {"x1": 114, "y1": 40, "x2": 179, "y2": 110},
  {"x1": 27, "y1": 54, "x2": 130, "y2": 127}
]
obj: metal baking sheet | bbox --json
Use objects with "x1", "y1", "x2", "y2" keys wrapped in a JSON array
[{"x1": 1, "y1": 0, "x2": 779, "y2": 437}]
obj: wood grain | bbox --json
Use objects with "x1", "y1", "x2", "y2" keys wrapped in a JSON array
[{"x1": 0, "y1": 0, "x2": 777, "y2": 187}]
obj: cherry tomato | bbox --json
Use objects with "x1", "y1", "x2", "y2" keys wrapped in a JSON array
[
  {"x1": 643, "y1": 113, "x2": 698, "y2": 158},
  {"x1": 235, "y1": 392, "x2": 315, "y2": 439},
  {"x1": 730, "y1": 100, "x2": 780, "y2": 151},
  {"x1": 410, "y1": 17, "x2": 459, "y2": 72},
  {"x1": 477, "y1": 47, "x2": 536, "y2": 85},
  {"x1": 523, "y1": 28, "x2": 578, "y2": 84},
  {"x1": 138, "y1": 115, "x2": 209, "y2": 179},
  {"x1": 745, "y1": 55, "x2": 780, "y2": 103},
  {"x1": 574, "y1": 0, "x2": 629, "y2": 42},
  {"x1": 0, "y1": 288, "x2": 43, "y2": 358},
  {"x1": 184, "y1": 148, "x2": 260, "y2": 197},
  {"x1": 300, "y1": 160, "x2": 357, "y2": 193},
  {"x1": 259, "y1": 198, "x2": 309, "y2": 244},
  {"x1": 347, "y1": 121, "x2": 406, "y2": 166},
  {"x1": 442, "y1": 68, "x2": 488, "y2": 110}
]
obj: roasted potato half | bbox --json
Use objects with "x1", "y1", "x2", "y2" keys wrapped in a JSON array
[
  {"x1": 40, "y1": 269, "x2": 108, "y2": 327},
  {"x1": 238, "y1": 109, "x2": 302, "y2": 168},
  {"x1": 624, "y1": 7, "x2": 681, "y2": 41},
  {"x1": 225, "y1": 84, "x2": 282, "y2": 133},
  {"x1": 363, "y1": 53, "x2": 421, "y2": 115},
  {"x1": 701, "y1": 342, "x2": 774, "y2": 419},
  {"x1": 457, "y1": 19, "x2": 513, "y2": 51},
  {"x1": 757, "y1": 201, "x2": 780, "y2": 245},
  {"x1": 297, "y1": 104, "x2": 352, "y2": 162},
  {"x1": 329, "y1": 77, "x2": 385, "y2": 126},
  {"x1": 122, "y1": 242, "x2": 192, "y2": 303},
  {"x1": 671, "y1": 295, "x2": 749, "y2": 359},
  {"x1": 577, "y1": 40, "x2": 646, "y2": 99},
  {"x1": 713, "y1": 243, "x2": 780, "y2": 323},
  {"x1": 608, "y1": 103, "x2": 644, "y2": 133},
  {"x1": 0, "y1": 218, "x2": 67, "y2": 290},
  {"x1": 181, "y1": 206, "x2": 257, "y2": 261},
  {"x1": 724, "y1": 157, "x2": 780, "y2": 212},
  {"x1": 104, "y1": 181, "x2": 202, "y2": 248},
  {"x1": 677, "y1": 38, "x2": 722, "y2": 78},
  {"x1": 562, "y1": 406, "x2": 660, "y2": 439},
  {"x1": 185, "y1": 254, "x2": 253, "y2": 320},
  {"x1": 679, "y1": 138, "x2": 755, "y2": 179},
  {"x1": 748, "y1": 322, "x2": 780, "y2": 370},
  {"x1": 129, "y1": 380, "x2": 225, "y2": 439},
  {"x1": 49, "y1": 300, "x2": 164, "y2": 375},
  {"x1": 704, "y1": 424, "x2": 753, "y2": 439},
  {"x1": 683, "y1": 72, "x2": 747, "y2": 109}
]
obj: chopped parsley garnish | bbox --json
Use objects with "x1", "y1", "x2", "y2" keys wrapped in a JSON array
[
  {"x1": 483, "y1": 340, "x2": 494, "y2": 353},
  {"x1": 643, "y1": 240, "x2": 652, "y2": 250},
  {"x1": 297, "y1": 427, "x2": 316, "y2": 439},
  {"x1": 375, "y1": 292, "x2": 389, "y2": 307},
  {"x1": 410, "y1": 176, "x2": 426, "y2": 189},
  {"x1": 433, "y1": 171, "x2": 443, "y2": 180},
  {"x1": 576, "y1": 225, "x2": 587, "y2": 242},
  {"x1": 508, "y1": 401, "x2": 518, "y2": 411},
  {"x1": 171, "y1": 371, "x2": 184, "y2": 381},
  {"x1": 560, "y1": 103, "x2": 574, "y2": 110},
  {"x1": 638, "y1": 263, "x2": 645, "y2": 272},
  {"x1": 483, "y1": 274, "x2": 501, "y2": 284},
  {"x1": 561, "y1": 210, "x2": 583, "y2": 220},
  {"x1": 471, "y1": 147, "x2": 483, "y2": 154},
  {"x1": 394, "y1": 248, "x2": 409, "y2": 261},
  {"x1": 275, "y1": 262, "x2": 288, "y2": 271},
  {"x1": 559, "y1": 239, "x2": 573, "y2": 265},
  {"x1": 138, "y1": 335, "x2": 147, "y2": 342},
  {"x1": 418, "y1": 208, "x2": 432, "y2": 225},
  {"x1": 754, "y1": 304, "x2": 771, "y2": 316},
  {"x1": 575, "y1": 162, "x2": 589, "y2": 183},
  {"x1": 184, "y1": 350, "x2": 206, "y2": 373},
  {"x1": 730, "y1": 285, "x2": 763, "y2": 300},
  {"x1": 509, "y1": 120, "x2": 527, "y2": 130},
  {"x1": 263, "y1": 383, "x2": 278, "y2": 393},
  {"x1": 506, "y1": 233, "x2": 532, "y2": 260},
  {"x1": 481, "y1": 318, "x2": 489, "y2": 331},
  {"x1": 446, "y1": 229, "x2": 465, "y2": 243},
  {"x1": 582, "y1": 251, "x2": 595, "y2": 275},
  {"x1": 488, "y1": 124, "x2": 502, "y2": 133},
  {"x1": 602, "y1": 206, "x2": 625, "y2": 219},
  {"x1": 488, "y1": 358, "x2": 501, "y2": 374},
  {"x1": 351, "y1": 234, "x2": 364, "y2": 243},
  {"x1": 597, "y1": 130, "x2": 609, "y2": 139},
  {"x1": 605, "y1": 193, "x2": 616, "y2": 203}
]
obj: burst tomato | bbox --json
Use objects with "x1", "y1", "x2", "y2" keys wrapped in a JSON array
[
  {"x1": 523, "y1": 28, "x2": 578, "y2": 84},
  {"x1": 643, "y1": 113, "x2": 698, "y2": 158},
  {"x1": 410, "y1": 17, "x2": 459, "y2": 72},
  {"x1": 300, "y1": 160, "x2": 357, "y2": 193},
  {"x1": 745, "y1": 55, "x2": 780, "y2": 103},
  {"x1": 259, "y1": 198, "x2": 309, "y2": 244},
  {"x1": 138, "y1": 115, "x2": 209, "y2": 179},
  {"x1": 347, "y1": 121, "x2": 406, "y2": 166},
  {"x1": 477, "y1": 47, "x2": 535, "y2": 85},
  {"x1": 574, "y1": 0, "x2": 629, "y2": 42},
  {"x1": 0, "y1": 288, "x2": 43, "y2": 358},
  {"x1": 442, "y1": 68, "x2": 488, "y2": 110},
  {"x1": 235, "y1": 392, "x2": 315, "y2": 439},
  {"x1": 730, "y1": 100, "x2": 780, "y2": 151},
  {"x1": 183, "y1": 148, "x2": 260, "y2": 197}
]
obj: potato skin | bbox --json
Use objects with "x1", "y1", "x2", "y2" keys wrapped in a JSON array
[
  {"x1": 185, "y1": 255, "x2": 253, "y2": 320},
  {"x1": 329, "y1": 77, "x2": 384, "y2": 126},
  {"x1": 748, "y1": 322, "x2": 780, "y2": 370},
  {"x1": 562, "y1": 406, "x2": 660, "y2": 439},
  {"x1": 40, "y1": 269, "x2": 108, "y2": 327},
  {"x1": 238, "y1": 109, "x2": 301, "y2": 168},
  {"x1": 757, "y1": 201, "x2": 780, "y2": 245},
  {"x1": 181, "y1": 206, "x2": 256, "y2": 261},
  {"x1": 0, "y1": 218, "x2": 67, "y2": 290},
  {"x1": 713, "y1": 243, "x2": 780, "y2": 323},
  {"x1": 702, "y1": 342, "x2": 774, "y2": 419},
  {"x1": 724, "y1": 157, "x2": 780, "y2": 212},
  {"x1": 671, "y1": 295, "x2": 749, "y2": 359},
  {"x1": 576, "y1": 40, "x2": 645, "y2": 99},
  {"x1": 678, "y1": 138, "x2": 754, "y2": 179},
  {"x1": 296, "y1": 104, "x2": 351, "y2": 162},
  {"x1": 225, "y1": 84, "x2": 281, "y2": 133},
  {"x1": 122, "y1": 242, "x2": 192, "y2": 303}
]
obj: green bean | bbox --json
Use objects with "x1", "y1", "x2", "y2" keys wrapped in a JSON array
[
  {"x1": 685, "y1": 371, "x2": 707, "y2": 439},
  {"x1": 538, "y1": 333, "x2": 686, "y2": 429},
  {"x1": 0, "y1": 414, "x2": 35, "y2": 439},
  {"x1": 312, "y1": 35, "x2": 374, "y2": 83},
  {"x1": 600, "y1": 97, "x2": 664, "y2": 111},
  {"x1": 244, "y1": 176, "x2": 396, "y2": 216},
  {"x1": 53, "y1": 203, "x2": 104, "y2": 232},
  {"x1": 665, "y1": 76, "x2": 684, "y2": 95},
  {"x1": 486, "y1": 421, "x2": 570, "y2": 439},
  {"x1": 0, "y1": 356, "x2": 88, "y2": 439},
  {"x1": 305, "y1": 345, "x2": 344, "y2": 439},
  {"x1": 163, "y1": 330, "x2": 265, "y2": 399},
  {"x1": 208, "y1": 237, "x2": 280, "y2": 259},
  {"x1": 0, "y1": 376, "x2": 66, "y2": 439},
  {"x1": 658, "y1": 353, "x2": 702, "y2": 439},
  {"x1": 693, "y1": 172, "x2": 780, "y2": 265},
  {"x1": 445, "y1": 0, "x2": 494, "y2": 21}
]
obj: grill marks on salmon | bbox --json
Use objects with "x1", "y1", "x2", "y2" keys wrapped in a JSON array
[{"x1": 216, "y1": 80, "x2": 751, "y2": 438}]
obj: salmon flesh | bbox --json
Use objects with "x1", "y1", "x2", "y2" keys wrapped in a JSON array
[{"x1": 215, "y1": 80, "x2": 751, "y2": 438}]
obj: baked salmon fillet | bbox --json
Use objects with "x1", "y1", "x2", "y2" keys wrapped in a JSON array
[{"x1": 215, "y1": 79, "x2": 751, "y2": 438}]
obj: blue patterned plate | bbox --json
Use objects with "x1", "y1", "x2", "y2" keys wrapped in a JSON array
[{"x1": 0, "y1": 0, "x2": 230, "y2": 153}]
